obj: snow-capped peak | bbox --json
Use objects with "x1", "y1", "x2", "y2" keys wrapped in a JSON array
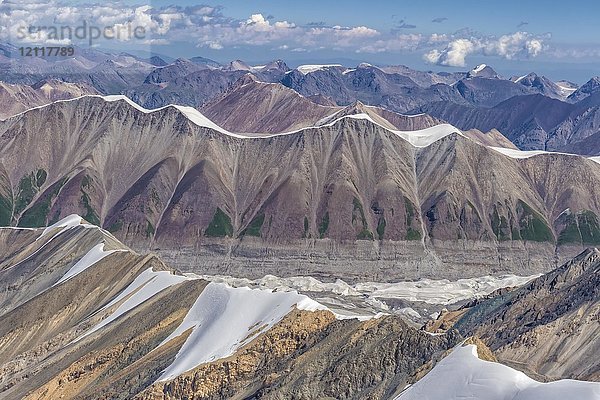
[{"x1": 472, "y1": 64, "x2": 487, "y2": 73}]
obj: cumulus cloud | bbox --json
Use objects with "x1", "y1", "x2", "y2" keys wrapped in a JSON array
[
  {"x1": 0, "y1": 2, "x2": 381, "y2": 51},
  {"x1": 424, "y1": 32, "x2": 547, "y2": 67},
  {"x1": 357, "y1": 33, "x2": 423, "y2": 53},
  {"x1": 0, "y1": 0, "x2": 555, "y2": 64}
]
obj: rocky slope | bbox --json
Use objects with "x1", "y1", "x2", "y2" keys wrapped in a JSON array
[
  {"x1": 200, "y1": 74, "x2": 339, "y2": 133},
  {"x1": 414, "y1": 93, "x2": 600, "y2": 153},
  {"x1": 0, "y1": 216, "x2": 461, "y2": 399},
  {"x1": 0, "y1": 80, "x2": 98, "y2": 119},
  {"x1": 2, "y1": 96, "x2": 600, "y2": 279},
  {"x1": 201, "y1": 75, "x2": 445, "y2": 134},
  {"x1": 454, "y1": 248, "x2": 600, "y2": 381}
]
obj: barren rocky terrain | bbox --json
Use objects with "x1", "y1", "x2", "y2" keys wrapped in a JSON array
[{"x1": 1, "y1": 96, "x2": 600, "y2": 280}]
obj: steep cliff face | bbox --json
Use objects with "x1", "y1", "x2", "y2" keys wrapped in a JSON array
[
  {"x1": 0, "y1": 217, "x2": 461, "y2": 399},
  {"x1": 454, "y1": 248, "x2": 600, "y2": 381},
  {"x1": 2, "y1": 96, "x2": 600, "y2": 279}
]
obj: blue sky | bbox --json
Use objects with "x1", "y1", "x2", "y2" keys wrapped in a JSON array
[{"x1": 3, "y1": 0, "x2": 599, "y2": 82}]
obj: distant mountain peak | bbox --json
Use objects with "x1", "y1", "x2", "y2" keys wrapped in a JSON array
[
  {"x1": 263, "y1": 59, "x2": 289, "y2": 72},
  {"x1": 148, "y1": 56, "x2": 168, "y2": 67},
  {"x1": 228, "y1": 60, "x2": 252, "y2": 71},
  {"x1": 568, "y1": 76, "x2": 600, "y2": 102},
  {"x1": 467, "y1": 64, "x2": 499, "y2": 79}
]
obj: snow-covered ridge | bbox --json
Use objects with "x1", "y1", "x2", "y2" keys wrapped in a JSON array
[
  {"x1": 291, "y1": 64, "x2": 343, "y2": 75},
  {"x1": 489, "y1": 146, "x2": 600, "y2": 164},
  {"x1": 490, "y1": 147, "x2": 559, "y2": 159},
  {"x1": 9, "y1": 94, "x2": 600, "y2": 161},
  {"x1": 156, "y1": 282, "x2": 329, "y2": 381},
  {"x1": 396, "y1": 344, "x2": 600, "y2": 399},
  {"x1": 38, "y1": 214, "x2": 95, "y2": 239},
  {"x1": 3, "y1": 94, "x2": 466, "y2": 146},
  {"x1": 75, "y1": 268, "x2": 189, "y2": 342},
  {"x1": 69, "y1": 267, "x2": 381, "y2": 380},
  {"x1": 53, "y1": 243, "x2": 122, "y2": 287}
]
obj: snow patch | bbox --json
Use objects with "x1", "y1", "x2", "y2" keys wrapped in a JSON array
[
  {"x1": 53, "y1": 243, "x2": 121, "y2": 286},
  {"x1": 75, "y1": 268, "x2": 189, "y2": 342},
  {"x1": 156, "y1": 282, "x2": 329, "y2": 381},
  {"x1": 471, "y1": 64, "x2": 487, "y2": 74},
  {"x1": 514, "y1": 74, "x2": 528, "y2": 83},
  {"x1": 102, "y1": 95, "x2": 232, "y2": 135},
  {"x1": 38, "y1": 214, "x2": 95, "y2": 240},
  {"x1": 393, "y1": 124, "x2": 462, "y2": 148},
  {"x1": 295, "y1": 64, "x2": 342, "y2": 75},
  {"x1": 490, "y1": 146, "x2": 579, "y2": 160},
  {"x1": 589, "y1": 156, "x2": 600, "y2": 164},
  {"x1": 396, "y1": 344, "x2": 600, "y2": 400}
]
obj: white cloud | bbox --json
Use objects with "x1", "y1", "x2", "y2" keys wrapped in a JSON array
[
  {"x1": 208, "y1": 41, "x2": 223, "y2": 50},
  {"x1": 357, "y1": 33, "x2": 422, "y2": 53},
  {"x1": 0, "y1": 1, "x2": 557, "y2": 65},
  {"x1": 424, "y1": 32, "x2": 547, "y2": 67}
]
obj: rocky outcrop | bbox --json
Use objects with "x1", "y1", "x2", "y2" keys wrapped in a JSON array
[{"x1": 454, "y1": 248, "x2": 600, "y2": 380}]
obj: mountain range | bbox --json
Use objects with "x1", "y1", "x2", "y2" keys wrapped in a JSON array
[
  {"x1": 2, "y1": 44, "x2": 600, "y2": 156},
  {"x1": 3, "y1": 42, "x2": 600, "y2": 399},
  {"x1": 1, "y1": 95, "x2": 600, "y2": 281}
]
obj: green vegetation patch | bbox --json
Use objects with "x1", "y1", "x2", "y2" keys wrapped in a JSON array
[
  {"x1": 406, "y1": 227, "x2": 422, "y2": 241},
  {"x1": 318, "y1": 211, "x2": 329, "y2": 238},
  {"x1": 376, "y1": 216, "x2": 386, "y2": 240},
  {"x1": 0, "y1": 193, "x2": 12, "y2": 226},
  {"x1": 404, "y1": 196, "x2": 422, "y2": 241},
  {"x1": 80, "y1": 179, "x2": 101, "y2": 226},
  {"x1": 303, "y1": 216, "x2": 309, "y2": 238},
  {"x1": 557, "y1": 212, "x2": 582, "y2": 245},
  {"x1": 516, "y1": 200, "x2": 554, "y2": 243},
  {"x1": 205, "y1": 207, "x2": 233, "y2": 237},
  {"x1": 145, "y1": 220, "x2": 155, "y2": 238},
  {"x1": 242, "y1": 213, "x2": 265, "y2": 237},
  {"x1": 14, "y1": 168, "x2": 47, "y2": 216},
  {"x1": 108, "y1": 219, "x2": 124, "y2": 233},
  {"x1": 353, "y1": 197, "x2": 373, "y2": 240},
  {"x1": 558, "y1": 210, "x2": 600, "y2": 245},
  {"x1": 578, "y1": 210, "x2": 600, "y2": 245},
  {"x1": 491, "y1": 206, "x2": 511, "y2": 241},
  {"x1": 19, "y1": 177, "x2": 67, "y2": 228}
]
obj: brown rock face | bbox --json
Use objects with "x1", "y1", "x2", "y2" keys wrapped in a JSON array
[
  {"x1": 454, "y1": 248, "x2": 600, "y2": 381},
  {"x1": 139, "y1": 313, "x2": 460, "y2": 400},
  {"x1": 200, "y1": 75, "x2": 443, "y2": 134}
]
